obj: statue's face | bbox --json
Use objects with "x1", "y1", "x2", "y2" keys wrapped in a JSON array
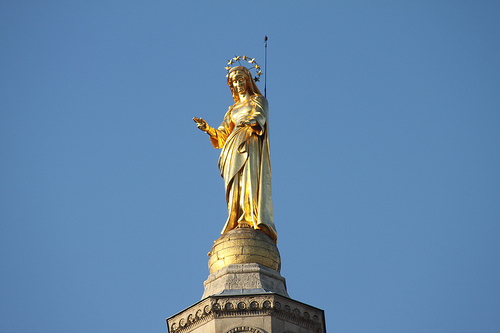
[{"x1": 230, "y1": 71, "x2": 247, "y2": 94}]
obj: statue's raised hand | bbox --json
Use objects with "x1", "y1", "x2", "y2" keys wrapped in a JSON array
[{"x1": 193, "y1": 117, "x2": 208, "y2": 131}]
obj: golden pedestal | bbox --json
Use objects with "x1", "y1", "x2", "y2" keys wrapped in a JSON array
[
  {"x1": 208, "y1": 227, "x2": 281, "y2": 274},
  {"x1": 203, "y1": 227, "x2": 287, "y2": 299}
]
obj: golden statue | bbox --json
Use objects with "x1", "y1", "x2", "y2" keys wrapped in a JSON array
[{"x1": 193, "y1": 61, "x2": 277, "y2": 243}]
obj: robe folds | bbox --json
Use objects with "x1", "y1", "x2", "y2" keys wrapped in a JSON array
[{"x1": 207, "y1": 94, "x2": 277, "y2": 243}]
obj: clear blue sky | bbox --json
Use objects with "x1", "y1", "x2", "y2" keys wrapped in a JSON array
[{"x1": 1, "y1": 1, "x2": 499, "y2": 332}]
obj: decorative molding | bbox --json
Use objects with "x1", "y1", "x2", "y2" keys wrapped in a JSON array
[
  {"x1": 225, "y1": 326, "x2": 265, "y2": 333},
  {"x1": 167, "y1": 294, "x2": 324, "y2": 333}
]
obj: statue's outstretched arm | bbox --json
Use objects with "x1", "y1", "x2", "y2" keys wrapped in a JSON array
[
  {"x1": 193, "y1": 117, "x2": 209, "y2": 132},
  {"x1": 193, "y1": 116, "x2": 231, "y2": 149}
]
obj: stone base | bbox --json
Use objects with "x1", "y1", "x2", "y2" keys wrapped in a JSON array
[
  {"x1": 202, "y1": 263, "x2": 289, "y2": 299},
  {"x1": 167, "y1": 293, "x2": 326, "y2": 333}
]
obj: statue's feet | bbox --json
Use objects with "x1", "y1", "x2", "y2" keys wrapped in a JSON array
[{"x1": 236, "y1": 221, "x2": 253, "y2": 229}]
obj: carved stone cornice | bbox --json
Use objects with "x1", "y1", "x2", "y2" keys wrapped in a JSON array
[
  {"x1": 167, "y1": 294, "x2": 325, "y2": 333},
  {"x1": 225, "y1": 327, "x2": 265, "y2": 333}
]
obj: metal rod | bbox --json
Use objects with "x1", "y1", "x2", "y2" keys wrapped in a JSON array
[{"x1": 264, "y1": 36, "x2": 268, "y2": 97}]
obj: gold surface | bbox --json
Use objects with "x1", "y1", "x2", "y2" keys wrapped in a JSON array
[
  {"x1": 193, "y1": 64, "x2": 277, "y2": 243},
  {"x1": 208, "y1": 227, "x2": 281, "y2": 274}
]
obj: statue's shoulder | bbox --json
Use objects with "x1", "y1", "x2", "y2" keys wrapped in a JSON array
[{"x1": 251, "y1": 94, "x2": 268, "y2": 108}]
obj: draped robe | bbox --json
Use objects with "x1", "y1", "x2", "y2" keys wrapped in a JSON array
[{"x1": 207, "y1": 94, "x2": 277, "y2": 243}]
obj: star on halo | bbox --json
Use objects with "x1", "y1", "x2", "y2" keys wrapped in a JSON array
[{"x1": 225, "y1": 55, "x2": 263, "y2": 82}]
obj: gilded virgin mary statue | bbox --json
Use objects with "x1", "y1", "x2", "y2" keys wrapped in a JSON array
[{"x1": 193, "y1": 61, "x2": 277, "y2": 243}]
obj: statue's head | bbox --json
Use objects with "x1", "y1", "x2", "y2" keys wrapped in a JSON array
[{"x1": 227, "y1": 66, "x2": 262, "y2": 103}]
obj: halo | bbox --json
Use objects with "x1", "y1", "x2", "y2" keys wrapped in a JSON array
[{"x1": 225, "y1": 55, "x2": 262, "y2": 82}]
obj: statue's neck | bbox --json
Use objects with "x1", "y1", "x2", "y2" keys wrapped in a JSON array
[{"x1": 238, "y1": 91, "x2": 250, "y2": 103}]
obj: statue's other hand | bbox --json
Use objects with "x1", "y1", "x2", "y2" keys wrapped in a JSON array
[
  {"x1": 237, "y1": 120, "x2": 251, "y2": 127},
  {"x1": 238, "y1": 120, "x2": 256, "y2": 128},
  {"x1": 193, "y1": 117, "x2": 207, "y2": 131}
]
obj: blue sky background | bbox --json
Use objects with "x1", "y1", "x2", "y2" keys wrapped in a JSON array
[{"x1": 1, "y1": 1, "x2": 499, "y2": 332}]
